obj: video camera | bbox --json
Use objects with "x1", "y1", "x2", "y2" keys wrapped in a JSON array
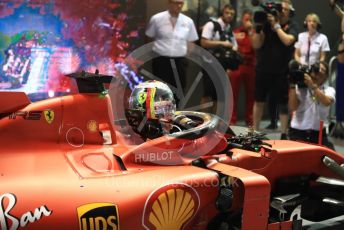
[
  {"x1": 253, "y1": 1, "x2": 283, "y2": 32},
  {"x1": 289, "y1": 60, "x2": 320, "y2": 87}
]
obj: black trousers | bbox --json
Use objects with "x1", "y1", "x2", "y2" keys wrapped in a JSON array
[
  {"x1": 152, "y1": 55, "x2": 186, "y2": 90},
  {"x1": 289, "y1": 127, "x2": 335, "y2": 150}
]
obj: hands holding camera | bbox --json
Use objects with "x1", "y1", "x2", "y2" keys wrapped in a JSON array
[
  {"x1": 289, "y1": 60, "x2": 323, "y2": 90},
  {"x1": 267, "y1": 13, "x2": 281, "y2": 31},
  {"x1": 252, "y1": 14, "x2": 279, "y2": 33},
  {"x1": 303, "y1": 73, "x2": 318, "y2": 90},
  {"x1": 289, "y1": 72, "x2": 317, "y2": 90},
  {"x1": 289, "y1": 61, "x2": 333, "y2": 107}
]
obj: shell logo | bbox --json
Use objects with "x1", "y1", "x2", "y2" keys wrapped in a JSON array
[{"x1": 143, "y1": 184, "x2": 200, "y2": 230}]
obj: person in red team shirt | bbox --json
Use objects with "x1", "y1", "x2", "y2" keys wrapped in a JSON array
[{"x1": 229, "y1": 10, "x2": 256, "y2": 126}]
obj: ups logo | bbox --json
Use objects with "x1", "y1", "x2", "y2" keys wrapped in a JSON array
[{"x1": 77, "y1": 203, "x2": 119, "y2": 230}]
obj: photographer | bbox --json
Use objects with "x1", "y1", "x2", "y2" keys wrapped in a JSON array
[
  {"x1": 201, "y1": 4, "x2": 238, "y2": 52},
  {"x1": 200, "y1": 4, "x2": 238, "y2": 113},
  {"x1": 289, "y1": 61, "x2": 335, "y2": 149},
  {"x1": 251, "y1": 0, "x2": 298, "y2": 139}
]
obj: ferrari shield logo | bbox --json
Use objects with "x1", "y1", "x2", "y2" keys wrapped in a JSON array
[
  {"x1": 137, "y1": 92, "x2": 147, "y2": 104},
  {"x1": 44, "y1": 110, "x2": 54, "y2": 124}
]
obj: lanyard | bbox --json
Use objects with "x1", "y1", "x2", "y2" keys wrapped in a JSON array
[{"x1": 305, "y1": 36, "x2": 311, "y2": 65}]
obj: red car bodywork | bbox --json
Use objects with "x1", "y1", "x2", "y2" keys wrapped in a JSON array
[{"x1": 1, "y1": 87, "x2": 343, "y2": 230}]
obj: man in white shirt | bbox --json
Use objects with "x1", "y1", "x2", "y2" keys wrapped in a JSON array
[
  {"x1": 200, "y1": 4, "x2": 238, "y2": 113},
  {"x1": 145, "y1": 0, "x2": 198, "y2": 91},
  {"x1": 201, "y1": 4, "x2": 238, "y2": 51},
  {"x1": 288, "y1": 62, "x2": 335, "y2": 149}
]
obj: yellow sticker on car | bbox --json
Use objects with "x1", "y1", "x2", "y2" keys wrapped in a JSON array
[{"x1": 44, "y1": 109, "x2": 54, "y2": 124}]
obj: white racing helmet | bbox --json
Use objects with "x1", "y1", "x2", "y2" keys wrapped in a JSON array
[
  {"x1": 126, "y1": 80, "x2": 176, "y2": 139},
  {"x1": 129, "y1": 80, "x2": 176, "y2": 121}
]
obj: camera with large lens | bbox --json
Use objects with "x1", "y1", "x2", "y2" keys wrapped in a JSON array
[
  {"x1": 289, "y1": 60, "x2": 320, "y2": 88},
  {"x1": 253, "y1": 1, "x2": 283, "y2": 32}
]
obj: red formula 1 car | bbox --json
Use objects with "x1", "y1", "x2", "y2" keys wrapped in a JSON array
[{"x1": 1, "y1": 73, "x2": 344, "y2": 230}]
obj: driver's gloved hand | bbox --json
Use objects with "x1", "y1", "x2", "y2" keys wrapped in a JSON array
[{"x1": 172, "y1": 115, "x2": 197, "y2": 129}]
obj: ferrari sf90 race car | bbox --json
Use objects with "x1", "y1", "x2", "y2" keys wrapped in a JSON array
[{"x1": 0, "y1": 72, "x2": 343, "y2": 230}]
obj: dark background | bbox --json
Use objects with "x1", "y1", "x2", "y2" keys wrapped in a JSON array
[
  {"x1": 145, "y1": 0, "x2": 342, "y2": 120},
  {"x1": 292, "y1": 0, "x2": 341, "y2": 59}
]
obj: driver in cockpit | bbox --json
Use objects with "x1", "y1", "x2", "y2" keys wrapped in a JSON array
[{"x1": 125, "y1": 80, "x2": 198, "y2": 140}]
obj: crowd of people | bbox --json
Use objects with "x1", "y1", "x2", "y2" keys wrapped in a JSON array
[{"x1": 143, "y1": 0, "x2": 343, "y2": 148}]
